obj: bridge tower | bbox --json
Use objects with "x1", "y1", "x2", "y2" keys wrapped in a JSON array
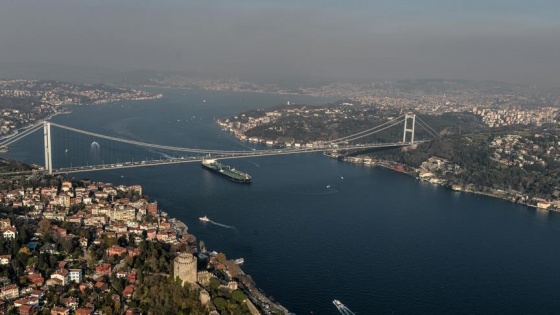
[
  {"x1": 43, "y1": 121, "x2": 52, "y2": 175},
  {"x1": 402, "y1": 113, "x2": 416, "y2": 144}
]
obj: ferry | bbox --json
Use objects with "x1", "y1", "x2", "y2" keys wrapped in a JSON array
[{"x1": 199, "y1": 216, "x2": 210, "y2": 222}]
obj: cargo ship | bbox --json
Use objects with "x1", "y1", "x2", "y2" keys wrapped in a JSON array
[{"x1": 201, "y1": 159, "x2": 252, "y2": 183}]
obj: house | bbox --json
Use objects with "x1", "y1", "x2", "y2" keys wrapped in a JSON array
[
  {"x1": 30, "y1": 290, "x2": 44, "y2": 299},
  {"x1": 0, "y1": 218, "x2": 10, "y2": 229},
  {"x1": 14, "y1": 298, "x2": 30, "y2": 307},
  {"x1": 75, "y1": 308, "x2": 94, "y2": 315},
  {"x1": 127, "y1": 248, "x2": 141, "y2": 257},
  {"x1": 52, "y1": 226, "x2": 67, "y2": 238},
  {"x1": 95, "y1": 263, "x2": 111, "y2": 276},
  {"x1": 146, "y1": 229, "x2": 156, "y2": 240},
  {"x1": 0, "y1": 254, "x2": 11, "y2": 265},
  {"x1": 0, "y1": 284, "x2": 19, "y2": 299},
  {"x1": 60, "y1": 297, "x2": 79, "y2": 309},
  {"x1": 50, "y1": 269, "x2": 69, "y2": 286},
  {"x1": 27, "y1": 273, "x2": 45, "y2": 287},
  {"x1": 122, "y1": 285, "x2": 135, "y2": 299},
  {"x1": 2, "y1": 226, "x2": 17, "y2": 239},
  {"x1": 19, "y1": 304, "x2": 36, "y2": 315},
  {"x1": 95, "y1": 281, "x2": 109, "y2": 291},
  {"x1": 69, "y1": 269, "x2": 82, "y2": 283},
  {"x1": 50, "y1": 306, "x2": 70, "y2": 315},
  {"x1": 106, "y1": 245, "x2": 127, "y2": 257}
]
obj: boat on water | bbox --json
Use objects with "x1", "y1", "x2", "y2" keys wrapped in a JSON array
[
  {"x1": 333, "y1": 299, "x2": 342, "y2": 307},
  {"x1": 234, "y1": 258, "x2": 244, "y2": 264},
  {"x1": 199, "y1": 216, "x2": 210, "y2": 222},
  {"x1": 201, "y1": 159, "x2": 252, "y2": 183}
]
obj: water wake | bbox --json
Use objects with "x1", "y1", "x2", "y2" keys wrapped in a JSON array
[
  {"x1": 245, "y1": 160, "x2": 260, "y2": 167},
  {"x1": 208, "y1": 220, "x2": 236, "y2": 230},
  {"x1": 335, "y1": 303, "x2": 356, "y2": 315}
]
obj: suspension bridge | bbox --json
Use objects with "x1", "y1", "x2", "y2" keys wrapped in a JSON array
[{"x1": 0, "y1": 113, "x2": 440, "y2": 175}]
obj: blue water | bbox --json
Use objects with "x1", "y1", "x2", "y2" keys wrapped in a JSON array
[{"x1": 5, "y1": 89, "x2": 560, "y2": 314}]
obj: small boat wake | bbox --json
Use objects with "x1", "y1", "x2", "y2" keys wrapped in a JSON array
[
  {"x1": 208, "y1": 220, "x2": 236, "y2": 229},
  {"x1": 245, "y1": 160, "x2": 260, "y2": 167},
  {"x1": 200, "y1": 216, "x2": 236, "y2": 229},
  {"x1": 333, "y1": 299, "x2": 356, "y2": 315}
]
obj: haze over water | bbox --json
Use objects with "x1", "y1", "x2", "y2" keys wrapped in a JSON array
[{"x1": 6, "y1": 90, "x2": 560, "y2": 314}]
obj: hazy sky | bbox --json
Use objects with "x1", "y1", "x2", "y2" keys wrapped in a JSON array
[{"x1": 1, "y1": 0, "x2": 559, "y2": 86}]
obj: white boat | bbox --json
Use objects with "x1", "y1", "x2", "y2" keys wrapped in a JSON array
[
  {"x1": 333, "y1": 299, "x2": 342, "y2": 307},
  {"x1": 234, "y1": 258, "x2": 244, "y2": 264},
  {"x1": 199, "y1": 216, "x2": 210, "y2": 222}
]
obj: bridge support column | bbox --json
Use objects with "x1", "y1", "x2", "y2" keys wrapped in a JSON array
[
  {"x1": 402, "y1": 113, "x2": 415, "y2": 144},
  {"x1": 44, "y1": 122, "x2": 52, "y2": 175}
]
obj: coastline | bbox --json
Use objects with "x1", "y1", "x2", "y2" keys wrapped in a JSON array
[
  {"x1": 0, "y1": 94, "x2": 162, "y2": 146},
  {"x1": 341, "y1": 156, "x2": 556, "y2": 212},
  {"x1": 218, "y1": 117, "x2": 558, "y2": 214},
  {"x1": 167, "y1": 213, "x2": 291, "y2": 314}
]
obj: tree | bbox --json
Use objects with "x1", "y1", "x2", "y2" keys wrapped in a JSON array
[
  {"x1": 231, "y1": 290, "x2": 248, "y2": 303},
  {"x1": 38, "y1": 219, "x2": 52, "y2": 237},
  {"x1": 214, "y1": 297, "x2": 228, "y2": 313}
]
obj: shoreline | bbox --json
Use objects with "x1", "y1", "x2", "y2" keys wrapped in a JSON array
[
  {"x1": 166, "y1": 213, "x2": 291, "y2": 314},
  {"x1": 0, "y1": 95, "x2": 162, "y2": 146},
  {"x1": 218, "y1": 122, "x2": 557, "y2": 214},
  {"x1": 343, "y1": 157, "x2": 556, "y2": 212},
  {"x1": 138, "y1": 84, "x2": 337, "y2": 99}
]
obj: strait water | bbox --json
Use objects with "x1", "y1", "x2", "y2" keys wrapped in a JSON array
[{"x1": 5, "y1": 90, "x2": 560, "y2": 314}]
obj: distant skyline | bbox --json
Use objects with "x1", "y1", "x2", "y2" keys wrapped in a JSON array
[{"x1": 1, "y1": 0, "x2": 559, "y2": 86}]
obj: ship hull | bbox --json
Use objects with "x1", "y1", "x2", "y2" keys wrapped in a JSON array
[{"x1": 201, "y1": 162, "x2": 252, "y2": 184}]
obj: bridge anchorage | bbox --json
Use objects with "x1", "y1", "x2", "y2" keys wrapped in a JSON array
[{"x1": 0, "y1": 113, "x2": 438, "y2": 175}]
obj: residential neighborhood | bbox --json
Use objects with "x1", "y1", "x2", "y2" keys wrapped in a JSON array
[{"x1": 0, "y1": 178, "x2": 286, "y2": 314}]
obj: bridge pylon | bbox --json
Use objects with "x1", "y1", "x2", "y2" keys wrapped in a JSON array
[
  {"x1": 402, "y1": 113, "x2": 416, "y2": 144},
  {"x1": 43, "y1": 121, "x2": 52, "y2": 175}
]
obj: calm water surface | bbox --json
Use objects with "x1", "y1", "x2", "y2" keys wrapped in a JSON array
[{"x1": 5, "y1": 90, "x2": 560, "y2": 314}]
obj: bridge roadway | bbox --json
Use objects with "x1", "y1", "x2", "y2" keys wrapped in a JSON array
[{"x1": 52, "y1": 141, "x2": 425, "y2": 175}]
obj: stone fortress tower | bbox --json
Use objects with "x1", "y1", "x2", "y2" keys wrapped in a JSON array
[{"x1": 174, "y1": 252, "x2": 197, "y2": 285}]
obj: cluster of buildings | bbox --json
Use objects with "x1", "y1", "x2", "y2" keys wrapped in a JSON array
[
  {"x1": 0, "y1": 80, "x2": 162, "y2": 137},
  {"x1": 417, "y1": 156, "x2": 462, "y2": 185},
  {"x1": 0, "y1": 106, "x2": 56, "y2": 138},
  {"x1": 489, "y1": 134, "x2": 555, "y2": 168},
  {"x1": 0, "y1": 80, "x2": 162, "y2": 107},
  {"x1": 1, "y1": 181, "x2": 185, "y2": 243},
  {"x1": 150, "y1": 76, "x2": 288, "y2": 94},
  {"x1": 473, "y1": 107, "x2": 558, "y2": 127},
  {"x1": 0, "y1": 180, "x2": 287, "y2": 314},
  {"x1": 217, "y1": 102, "x2": 381, "y2": 146},
  {"x1": 0, "y1": 181, "x2": 185, "y2": 314}
]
